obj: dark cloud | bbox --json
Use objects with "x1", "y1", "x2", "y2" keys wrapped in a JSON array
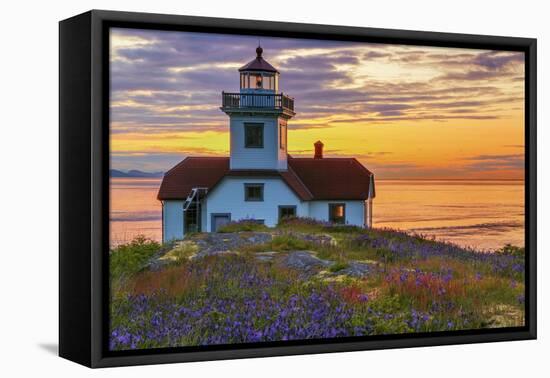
[
  {"x1": 472, "y1": 51, "x2": 524, "y2": 70},
  {"x1": 328, "y1": 113, "x2": 499, "y2": 125},
  {"x1": 438, "y1": 70, "x2": 511, "y2": 81},
  {"x1": 435, "y1": 51, "x2": 523, "y2": 82},
  {"x1": 363, "y1": 51, "x2": 391, "y2": 59},
  {"x1": 463, "y1": 153, "x2": 524, "y2": 161},
  {"x1": 389, "y1": 51, "x2": 426, "y2": 63},
  {"x1": 461, "y1": 154, "x2": 525, "y2": 172}
]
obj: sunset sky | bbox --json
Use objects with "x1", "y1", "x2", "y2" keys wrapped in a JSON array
[{"x1": 110, "y1": 28, "x2": 525, "y2": 179}]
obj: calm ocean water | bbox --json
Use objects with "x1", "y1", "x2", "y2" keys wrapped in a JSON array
[{"x1": 110, "y1": 178, "x2": 524, "y2": 251}]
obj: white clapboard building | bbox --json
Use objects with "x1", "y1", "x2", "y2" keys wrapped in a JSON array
[{"x1": 158, "y1": 46, "x2": 375, "y2": 242}]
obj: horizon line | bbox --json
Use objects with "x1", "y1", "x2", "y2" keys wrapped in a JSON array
[{"x1": 109, "y1": 168, "x2": 524, "y2": 182}]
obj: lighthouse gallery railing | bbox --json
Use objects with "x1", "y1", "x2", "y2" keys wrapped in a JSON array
[{"x1": 222, "y1": 92, "x2": 294, "y2": 112}]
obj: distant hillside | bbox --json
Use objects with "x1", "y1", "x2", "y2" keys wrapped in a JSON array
[{"x1": 110, "y1": 169, "x2": 164, "y2": 178}]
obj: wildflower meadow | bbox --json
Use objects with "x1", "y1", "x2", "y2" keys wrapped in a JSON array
[{"x1": 109, "y1": 217, "x2": 525, "y2": 351}]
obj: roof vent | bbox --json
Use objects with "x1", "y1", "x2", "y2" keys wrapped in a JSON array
[{"x1": 314, "y1": 140, "x2": 324, "y2": 159}]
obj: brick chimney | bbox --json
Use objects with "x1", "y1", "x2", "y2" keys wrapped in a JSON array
[{"x1": 314, "y1": 140, "x2": 324, "y2": 159}]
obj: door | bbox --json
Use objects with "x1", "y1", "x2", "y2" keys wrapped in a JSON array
[
  {"x1": 211, "y1": 213, "x2": 231, "y2": 232},
  {"x1": 184, "y1": 206, "x2": 200, "y2": 233}
]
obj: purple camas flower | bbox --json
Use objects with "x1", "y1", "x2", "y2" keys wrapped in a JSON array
[
  {"x1": 512, "y1": 264, "x2": 523, "y2": 273},
  {"x1": 352, "y1": 229, "x2": 524, "y2": 279},
  {"x1": 442, "y1": 269, "x2": 453, "y2": 283},
  {"x1": 110, "y1": 256, "x2": 366, "y2": 350},
  {"x1": 517, "y1": 294, "x2": 525, "y2": 305}
]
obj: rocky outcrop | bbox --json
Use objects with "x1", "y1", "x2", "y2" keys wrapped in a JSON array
[
  {"x1": 280, "y1": 251, "x2": 333, "y2": 272},
  {"x1": 148, "y1": 231, "x2": 374, "y2": 279},
  {"x1": 338, "y1": 261, "x2": 371, "y2": 278},
  {"x1": 193, "y1": 232, "x2": 272, "y2": 258}
]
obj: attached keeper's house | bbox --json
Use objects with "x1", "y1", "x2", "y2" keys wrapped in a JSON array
[{"x1": 158, "y1": 46, "x2": 375, "y2": 242}]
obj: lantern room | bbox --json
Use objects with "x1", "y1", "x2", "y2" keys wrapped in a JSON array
[{"x1": 238, "y1": 46, "x2": 279, "y2": 93}]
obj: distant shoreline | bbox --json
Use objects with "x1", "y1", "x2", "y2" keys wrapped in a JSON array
[{"x1": 110, "y1": 169, "x2": 163, "y2": 178}]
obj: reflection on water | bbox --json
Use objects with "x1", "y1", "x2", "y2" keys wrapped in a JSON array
[
  {"x1": 110, "y1": 178, "x2": 163, "y2": 246},
  {"x1": 110, "y1": 178, "x2": 525, "y2": 251},
  {"x1": 374, "y1": 180, "x2": 524, "y2": 250}
]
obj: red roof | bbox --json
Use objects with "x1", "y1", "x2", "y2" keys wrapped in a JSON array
[
  {"x1": 288, "y1": 156, "x2": 374, "y2": 200},
  {"x1": 157, "y1": 156, "x2": 374, "y2": 201},
  {"x1": 157, "y1": 157, "x2": 228, "y2": 200},
  {"x1": 239, "y1": 46, "x2": 279, "y2": 73}
]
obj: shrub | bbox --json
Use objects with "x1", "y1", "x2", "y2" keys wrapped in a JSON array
[
  {"x1": 217, "y1": 219, "x2": 269, "y2": 233},
  {"x1": 277, "y1": 216, "x2": 363, "y2": 235},
  {"x1": 496, "y1": 244, "x2": 524, "y2": 258},
  {"x1": 277, "y1": 216, "x2": 330, "y2": 232},
  {"x1": 110, "y1": 235, "x2": 160, "y2": 281}
]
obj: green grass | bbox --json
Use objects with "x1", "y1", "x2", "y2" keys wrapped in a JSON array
[
  {"x1": 329, "y1": 261, "x2": 350, "y2": 273},
  {"x1": 217, "y1": 220, "x2": 269, "y2": 233},
  {"x1": 270, "y1": 235, "x2": 313, "y2": 251},
  {"x1": 237, "y1": 234, "x2": 316, "y2": 253}
]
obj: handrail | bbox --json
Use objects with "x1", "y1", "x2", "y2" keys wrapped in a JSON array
[{"x1": 222, "y1": 92, "x2": 294, "y2": 112}]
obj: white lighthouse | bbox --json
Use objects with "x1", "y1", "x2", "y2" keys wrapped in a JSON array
[
  {"x1": 221, "y1": 46, "x2": 295, "y2": 170},
  {"x1": 158, "y1": 46, "x2": 375, "y2": 241}
]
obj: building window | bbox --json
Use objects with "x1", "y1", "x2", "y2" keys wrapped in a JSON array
[
  {"x1": 329, "y1": 203, "x2": 346, "y2": 224},
  {"x1": 240, "y1": 73, "x2": 251, "y2": 89},
  {"x1": 278, "y1": 205, "x2": 296, "y2": 220},
  {"x1": 279, "y1": 122, "x2": 287, "y2": 150},
  {"x1": 244, "y1": 123, "x2": 264, "y2": 148},
  {"x1": 244, "y1": 183, "x2": 264, "y2": 201},
  {"x1": 262, "y1": 74, "x2": 274, "y2": 90}
]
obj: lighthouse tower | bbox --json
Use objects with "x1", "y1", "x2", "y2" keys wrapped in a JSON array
[{"x1": 221, "y1": 46, "x2": 295, "y2": 170}]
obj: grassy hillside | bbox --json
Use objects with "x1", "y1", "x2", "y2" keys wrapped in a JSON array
[{"x1": 109, "y1": 217, "x2": 525, "y2": 350}]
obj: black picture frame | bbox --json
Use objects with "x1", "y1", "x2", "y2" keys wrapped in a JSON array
[{"x1": 59, "y1": 9, "x2": 537, "y2": 368}]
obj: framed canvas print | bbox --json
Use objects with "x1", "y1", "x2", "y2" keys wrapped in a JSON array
[{"x1": 59, "y1": 10, "x2": 536, "y2": 368}]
